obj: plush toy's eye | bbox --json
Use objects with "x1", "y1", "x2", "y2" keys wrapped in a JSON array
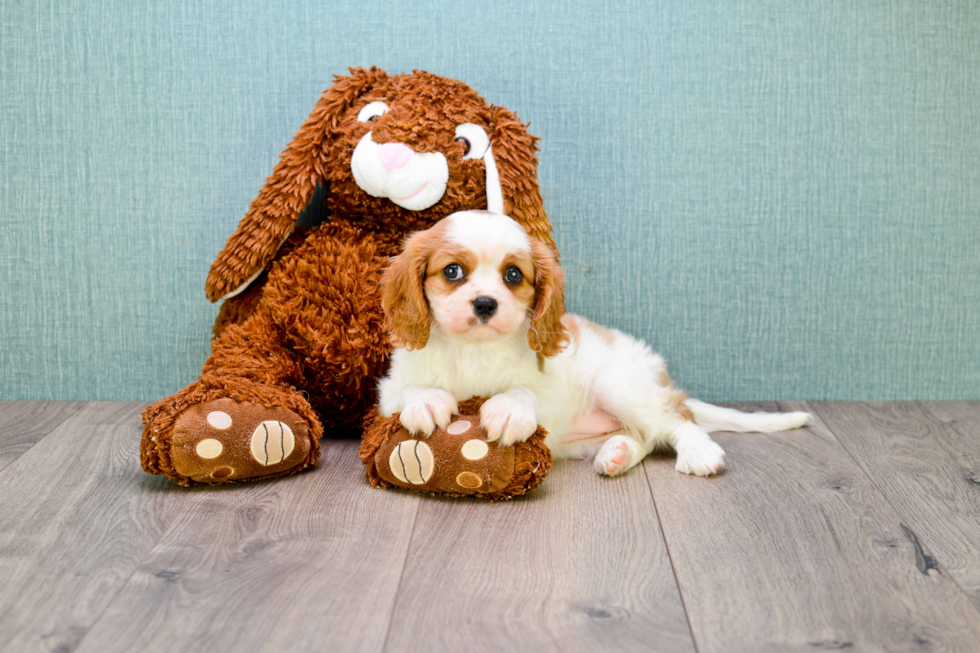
[
  {"x1": 504, "y1": 266, "x2": 523, "y2": 285},
  {"x1": 443, "y1": 264, "x2": 465, "y2": 282},
  {"x1": 357, "y1": 101, "x2": 389, "y2": 123},
  {"x1": 454, "y1": 123, "x2": 490, "y2": 160}
]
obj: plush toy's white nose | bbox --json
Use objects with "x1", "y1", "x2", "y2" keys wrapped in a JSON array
[
  {"x1": 379, "y1": 142, "x2": 414, "y2": 172},
  {"x1": 350, "y1": 131, "x2": 449, "y2": 211}
]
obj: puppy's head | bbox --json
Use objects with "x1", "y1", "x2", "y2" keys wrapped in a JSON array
[{"x1": 381, "y1": 211, "x2": 567, "y2": 356}]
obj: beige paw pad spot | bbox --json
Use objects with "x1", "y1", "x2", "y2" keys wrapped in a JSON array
[
  {"x1": 206, "y1": 410, "x2": 232, "y2": 430},
  {"x1": 460, "y1": 439, "x2": 489, "y2": 461},
  {"x1": 195, "y1": 438, "x2": 223, "y2": 459},
  {"x1": 250, "y1": 421, "x2": 295, "y2": 466},
  {"x1": 446, "y1": 419, "x2": 472, "y2": 435},
  {"x1": 211, "y1": 466, "x2": 235, "y2": 479},
  {"x1": 456, "y1": 471, "x2": 483, "y2": 489},
  {"x1": 388, "y1": 440, "x2": 434, "y2": 485}
]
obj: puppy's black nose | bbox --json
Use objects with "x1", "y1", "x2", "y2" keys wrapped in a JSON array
[{"x1": 472, "y1": 296, "x2": 498, "y2": 320}]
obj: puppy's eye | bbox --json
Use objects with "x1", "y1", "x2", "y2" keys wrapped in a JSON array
[
  {"x1": 454, "y1": 124, "x2": 490, "y2": 160},
  {"x1": 357, "y1": 101, "x2": 389, "y2": 123},
  {"x1": 503, "y1": 266, "x2": 523, "y2": 285},
  {"x1": 443, "y1": 264, "x2": 465, "y2": 282}
]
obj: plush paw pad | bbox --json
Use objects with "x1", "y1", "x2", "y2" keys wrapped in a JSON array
[
  {"x1": 388, "y1": 439, "x2": 436, "y2": 485},
  {"x1": 206, "y1": 411, "x2": 233, "y2": 430},
  {"x1": 594, "y1": 435, "x2": 636, "y2": 477},
  {"x1": 675, "y1": 440, "x2": 726, "y2": 477},
  {"x1": 250, "y1": 420, "x2": 295, "y2": 466},
  {"x1": 195, "y1": 438, "x2": 223, "y2": 459},
  {"x1": 171, "y1": 398, "x2": 311, "y2": 483}
]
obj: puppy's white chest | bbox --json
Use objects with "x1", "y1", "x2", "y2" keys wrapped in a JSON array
[{"x1": 435, "y1": 342, "x2": 539, "y2": 399}]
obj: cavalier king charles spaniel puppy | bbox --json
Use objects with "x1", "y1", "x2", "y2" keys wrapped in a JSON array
[{"x1": 378, "y1": 210, "x2": 811, "y2": 477}]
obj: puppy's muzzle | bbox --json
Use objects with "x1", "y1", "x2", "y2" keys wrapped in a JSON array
[{"x1": 472, "y1": 296, "x2": 498, "y2": 321}]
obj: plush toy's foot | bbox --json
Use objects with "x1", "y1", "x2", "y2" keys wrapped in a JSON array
[
  {"x1": 360, "y1": 397, "x2": 553, "y2": 500},
  {"x1": 169, "y1": 398, "x2": 313, "y2": 484}
]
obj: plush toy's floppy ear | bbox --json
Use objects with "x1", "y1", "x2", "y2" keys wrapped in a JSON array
[
  {"x1": 528, "y1": 238, "x2": 567, "y2": 357},
  {"x1": 205, "y1": 67, "x2": 389, "y2": 301},
  {"x1": 381, "y1": 229, "x2": 438, "y2": 350},
  {"x1": 488, "y1": 105, "x2": 554, "y2": 249}
]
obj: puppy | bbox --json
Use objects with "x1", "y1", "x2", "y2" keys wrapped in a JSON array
[{"x1": 378, "y1": 211, "x2": 812, "y2": 477}]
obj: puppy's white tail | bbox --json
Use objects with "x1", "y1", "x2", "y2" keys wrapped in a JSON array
[{"x1": 686, "y1": 399, "x2": 812, "y2": 433}]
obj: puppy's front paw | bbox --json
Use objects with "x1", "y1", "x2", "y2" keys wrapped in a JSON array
[
  {"x1": 675, "y1": 439, "x2": 726, "y2": 477},
  {"x1": 399, "y1": 389, "x2": 458, "y2": 437},
  {"x1": 480, "y1": 395, "x2": 538, "y2": 446}
]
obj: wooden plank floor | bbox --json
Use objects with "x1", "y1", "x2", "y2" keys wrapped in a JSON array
[
  {"x1": 0, "y1": 402, "x2": 978, "y2": 653},
  {"x1": 0, "y1": 401, "x2": 83, "y2": 472}
]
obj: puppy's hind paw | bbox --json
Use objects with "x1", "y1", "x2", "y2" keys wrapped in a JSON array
[
  {"x1": 594, "y1": 435, "x2": 637, "y2": 477},
  {"x1": 675, "y1": 440, "x2": 725, "y2": 477}
]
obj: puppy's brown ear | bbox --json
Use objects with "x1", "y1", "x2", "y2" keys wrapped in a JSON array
[
  {"x1": 488, "y1": 105, "x2": 554, "y2": 249},
  {"x1": 528, "y1": 239, "x2": 568, "y2": 357},
  {"x1": 381, "y1": 230, "x2": 437, "y2": 350},
  {"x1": 205, "y1": 67, "x2": 389, "y2": 301}
]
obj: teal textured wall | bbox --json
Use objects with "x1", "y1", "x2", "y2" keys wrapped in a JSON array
[{"x1": 2, "y1": 0, "x2": 978, "y2": 401}]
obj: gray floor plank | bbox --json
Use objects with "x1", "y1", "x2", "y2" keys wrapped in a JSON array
[
  {"x1": 383, "y1": 459, "x2": 696, "y2": 653},
  {"x1": 645, "y1": 401, "x2": 980, "y2": 653},
  {"x1": 73, "y1": 440, "x2": 420, "y2": 653},
  {"x1": 7, "y1": 401, "x2": 980, "y2": 653},
  {"x1": 0, "y1": 402, "x2": 187, "y2": 653},
  {"x1": 812, "y1": 401, "x2": 980, "y2": 609},
  {"x1": 0, "y1": 401, "x2": 84, "y2": 472}
]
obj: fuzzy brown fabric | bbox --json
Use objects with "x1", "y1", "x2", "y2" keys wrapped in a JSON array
[
  {"x1": 359, "y1": 397, "x2": 552, "y2": 500},
  {"x1": 141, "y1": 68, "x2": 554, "y2": 486}
]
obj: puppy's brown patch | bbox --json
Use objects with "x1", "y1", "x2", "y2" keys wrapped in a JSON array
[
  {"x1": 527, "y1": 240, "x2": 568, "y2": 357},
  {"x1": 382, "y1": 220, "x2": 455, "y2": 349},
  {"x1": 501, "y1": 251, "x2": 536, "y2": 307},
  {"x1": 561, "y1": 314, "x2": 582, "y2": 354},
  {"x1": 426, "y1": 243, "x2": 479, "y2": 297},
  {"x1": 580, "y1": 317, "x2": 616, "y2": 345},
  {"x1": 667, "y1": 388, "x2": 694, "y2": 422}
]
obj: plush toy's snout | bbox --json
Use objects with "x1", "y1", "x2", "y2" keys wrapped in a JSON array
[
  {"x1": 351, "y1": 132, "x2": 449, "y2": 210},
  {"x1": 350, "y1": 121, "x2": 505, "y2": 214},
  {"x1": 378, "y1": 143, "x2": 413, "y2": 171}
]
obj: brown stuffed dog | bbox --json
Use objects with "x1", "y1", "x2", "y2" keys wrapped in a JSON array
[{"x1": 141, "y1": 67, "x2": 554, "y2": 486}]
